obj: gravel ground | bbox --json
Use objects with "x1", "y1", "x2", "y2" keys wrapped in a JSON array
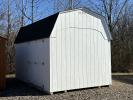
[{"x1": 0, "y1": 75, "x2": 133, "y2": 100}]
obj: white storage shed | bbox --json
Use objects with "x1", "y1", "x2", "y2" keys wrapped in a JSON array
[{"x1": 15, "y1": 8, "x2": 112, "y2": 94}]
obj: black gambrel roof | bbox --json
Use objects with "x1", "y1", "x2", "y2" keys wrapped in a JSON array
[
  {"x1": 15, "y1": 13, "x2": 59, "y2": 44},
  {"x1": 15, "y1": 8, "x2": 112, "y2": 44}
]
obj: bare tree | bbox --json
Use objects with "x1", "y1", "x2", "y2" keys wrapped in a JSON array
[
  {"x1": 28, "y1": 0, "x2": 42, "y2": 23},
  {"x1": 7, "y1": 0, "x2": 11, "y2": 35},
  {"x1": 112, "y1": 3, "x2": 133, "y2": 72},
  {"x1": 68, "y1": 0, "x2": 73, "y2": 10},
  {"x1": 15, "y1": 0, "x2": 41, "y2": 24},
  {"x1": 21, "y1": 0, "x2": 24, "y2": 26},
  {"x1": 54, "y1": 0, "x2": 82, "y2": 12},
  {"x1": 0, "y1": 1, "x2": 6, "y2": 34},
  {"x1": 87, "y1": 0, "x2": 128, "y2": 33},
  {"x1": 86, "y1": 0, "x2": 133, "y2": 72},
  {"x1": 15, "y1": 0, "x2": 31, "y2": 25}
]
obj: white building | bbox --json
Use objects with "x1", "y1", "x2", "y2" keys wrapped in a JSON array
[{"x1": 15, "y1": 8, "x2": 112, "y2": 94}]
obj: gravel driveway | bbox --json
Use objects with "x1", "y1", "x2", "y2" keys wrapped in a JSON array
[{"x1": 0, "y1": 75, "x2": 133, "y2": 100}]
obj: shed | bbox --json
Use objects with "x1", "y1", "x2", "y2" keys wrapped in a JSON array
[
  {"x1": 15, "y1": 8, "x2": 112, "y2": 94},
  {"x1": 0, "y1": 35, "x2": 7, "y2": 90}
]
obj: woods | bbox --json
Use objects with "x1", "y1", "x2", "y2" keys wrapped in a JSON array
[{"x1": 0, "y1": 0, "x2": 133, "y2": 73}]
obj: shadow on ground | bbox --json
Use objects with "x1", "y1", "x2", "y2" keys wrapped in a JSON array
[
  {"x1": 0, "y1": 75, "x2": 133, "y2": 97},
  {"x1": 112, "y1": 75, "x2": 133, "y2": 85},
  {"x1": 0, "y1": 77, "x2": 47, "y2": 97}
]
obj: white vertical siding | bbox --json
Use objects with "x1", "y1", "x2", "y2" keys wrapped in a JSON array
[
  {"x1": 16, "y1": 39, "x2": 50, "y2": 92},
  {"x1": 50, "y1": 10, "x2": 112, "y2": 92}
]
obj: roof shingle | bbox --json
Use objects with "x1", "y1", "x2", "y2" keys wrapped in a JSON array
[{"x1": 15, "y1": 13, "x2": 59, "y2": 44}]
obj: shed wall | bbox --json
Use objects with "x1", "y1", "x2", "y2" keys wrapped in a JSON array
[
  {"x1": 16, "y1": 38, "x2": 50, "y2": 92},
  {"x1": 0, "y1": 37, "x2": 7, "y2": 90},
  {"x1": 50, "y1": 10, "x2": 111, "y2": 92}
]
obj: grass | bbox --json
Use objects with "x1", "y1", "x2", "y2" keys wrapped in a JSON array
[
  {"x1": 6, "y1": 73, "x2": 133, "y2": 79},
  {"x1": 112, "y1": 73, "x2": 133, "y2": 75},
  {"x1": 6, "y1": 74, "x2": 16, "y2": 78}
]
